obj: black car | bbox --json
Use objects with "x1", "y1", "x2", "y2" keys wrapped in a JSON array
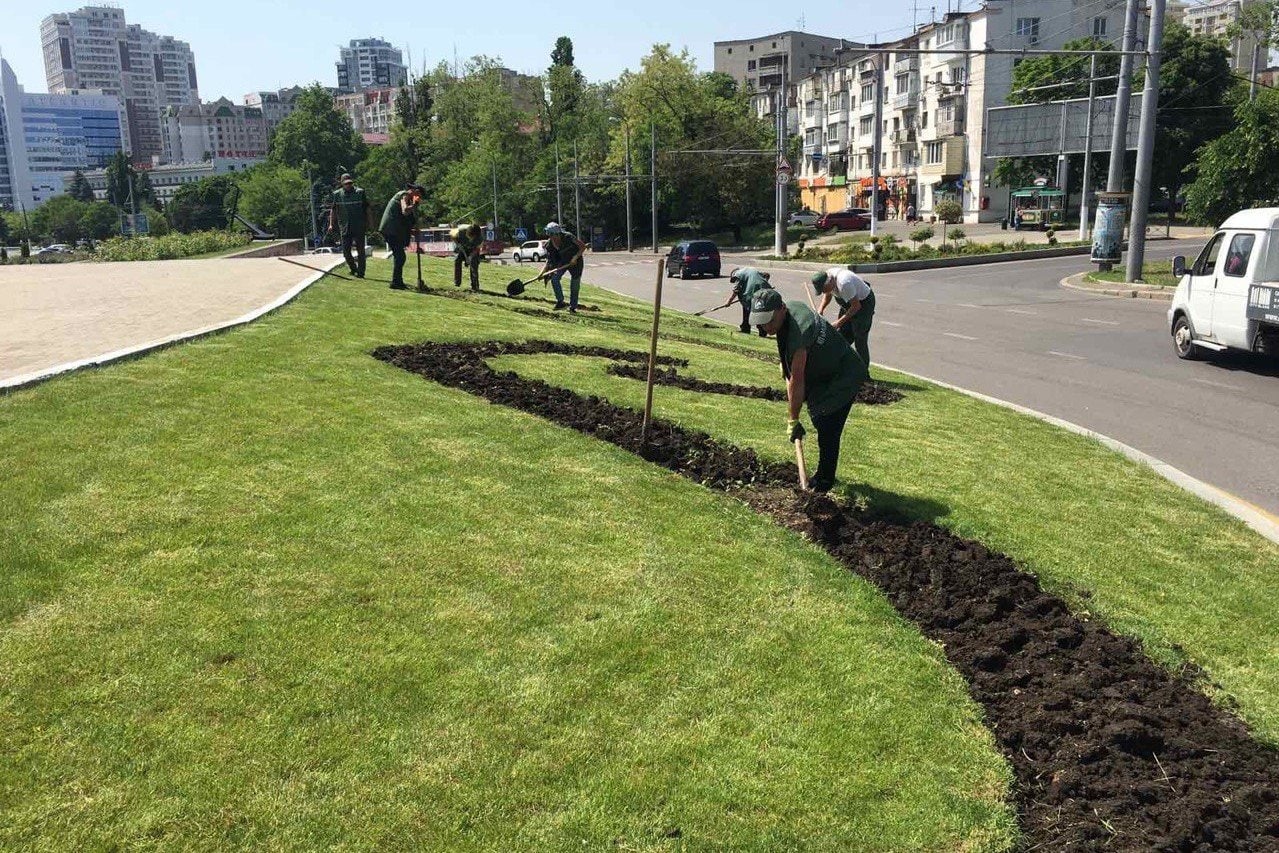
[{"x1": 666, "y1": 240, "x2": 721, "y2": 279}]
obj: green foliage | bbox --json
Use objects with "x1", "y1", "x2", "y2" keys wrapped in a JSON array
[
  {"x1": 236, "y1": 164, "x2": 309, "y2": 237},
  {"x1": 934, "y1": 200, "x2": 963, "y2": 224},
  {"x1": 104, "y1": 151, "x2": 137, "y2": 209},
  {"x1": 135, "y1": 170, "x2": 156, "y2": 209},
  {"x1": 1185, "y1": 88, "x2": 1279, "y2": 224},
  {"x1": 0, "y1": 212, "x2": 8, "y2": 244},
  {"x1": 1009, "y1": 38, "x2": 1120, "y2": 104},
  {"x1": 269, "y1": 84, "x2": 368, "y2": 184},
  {"x1": 92, "y1": 230, "x2": 250, "y2": 261},
  {"x1": 81, "y1": 201, "x2": 122, "y2": 243},
  {"x1": 66, "y1": 170, "x2": 97, "y2": 203},
  {"x1": 167, "y1": 175, "x2": 237, "y2": 233},
  {"x1": 30, "y1": 195, "x2": 88, "y2": 244},
  {"x1": 946, "y1": 227, "x2": 966, "y2": 243},
  {"x1": 909, "y1": 226, "x2": 935, "y2": 245}
]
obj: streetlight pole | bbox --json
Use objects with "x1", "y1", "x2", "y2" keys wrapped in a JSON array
[
  {"x1": 624, "y1": 125, "x2": 633, "y2": 252},
  {"x1": 774, "y1": 69, "x2": 788, "y2": 257},
  {"x1": 1106, "y1": 0, "x2": 1141, "y2": 195},
  {"x1": 492, "y1": 159, "x2": 499, "y2": 235},
  {"x1": 573, "y1": 139, "x2": 581, "y2": 237},
  {"x1": 1079, "y1": 55, "x2": 1098, "y2": 242},
  {"x1": 554, "y1": 142, "x2": 563, "y2": 223},
  {"x1": 650, "y1": 120, "x2": 658, "y2": 254},
  {"x1": 870, "y1": 53, "x2": 884, "y2": 238},
  {"x1": 1126, "y1": 0, "x2": 1167, "y2": 283}
]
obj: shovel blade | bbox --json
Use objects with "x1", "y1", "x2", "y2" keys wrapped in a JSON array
[{"x1": 506, "y1": 279, "x2": 526, "y2": 297}]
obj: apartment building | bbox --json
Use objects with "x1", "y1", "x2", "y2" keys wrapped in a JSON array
[
  {"x1": 41, "y1": 6, "x2": 198, "y2": 165},
  {"x1": 161, "y1": 98, "x2": 269, "y2": 164},
  {"x1": 715, "y1": 31, "x2": 851, "y2": 115},
  {"x1": 796, "y1": 0, "x2": 1132, "y2": 224},
  {"x1": 1, "y1": 58, "x2": 122, "y2": 211},
  {"x1": 1178, "y1": 0, "x2": 1262, "y2": 70},
  {"x1": 334, "y1": 87, "x2": 396, "y2": 136},
  {"x1": 77, "y1": 157, "x2": 257, "y2": 205},
  {"x1": 336, "y1": 38, "x2": 407, "y2": 92}
]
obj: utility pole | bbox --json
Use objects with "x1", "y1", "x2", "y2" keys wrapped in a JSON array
[
  {"x1": 1126, "y1": 0, "x2": 1167, "y2": 284},
  {"x1": 651, "y1": 121, "x2": 658, "y2": 254},
  {"x1": 870, "y1": 53, "x2": 884, "y2": 238},
  {"x1": 1056, "y1": 101, "x2": 1068, "y2": 197},
  {"x1": 774, "y1": 69, "x2": 788, "y2": 257},
  {"x1": 1079, "y1": 54, "x2": 1098, "y2": 242},
  {"x1": 554, "y1": 142, "x2": 563, "y2": 223},
  {"x1": 573, "y1": 139, "x2": 581, "y2": 237},
  {"x1": 1106, "y1": 0, "x2": 1141, "y2": 194},
  {"x1": 1250, "y1": 40, "x2": 1261, "y2": 102},
  {"x1": 492, "y1": 159, "x2": 499, "y2": 236},
  {"x1": 624, "y1": 125, "x2": 633, "y2": 252}
]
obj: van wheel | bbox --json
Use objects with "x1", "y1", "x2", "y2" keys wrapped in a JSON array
[{"x1": 1173, "y1": 315, "x2": 1199, "y2": 360}]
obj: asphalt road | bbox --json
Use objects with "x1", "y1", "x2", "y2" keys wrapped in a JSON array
[{"x1": 528, "y1": 242, "x2": 1279, "y2": 517}]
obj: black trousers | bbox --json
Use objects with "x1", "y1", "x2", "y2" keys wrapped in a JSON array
[
  {"x1": 387, "y1": 235, "x2": 408, "y2": 284},
  {"x1": 341, "y1": 231, "x2": 366, "y2": 276},
  {"x1": 810, "y1": 401, "x2": 854, "y2": 492},
  {"x1": 740, "y1": 301, "x2": 751, "y2": 332},
  {"x1": 454, "y1": 250, "x2": 480, "y2": 290}
]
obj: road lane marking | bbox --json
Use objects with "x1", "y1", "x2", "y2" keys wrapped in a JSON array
[
  {"x1": 1190, "y1": 377, "x2": 1245, "y2": 392},
  {"x1": 944, "y1": 332, "x2": 979, "y2": 341},
  {"x1": 881, "y1": 321, "x2": 905, "y2": 327},
  {"x1": 1005, "y1": 308, "x2": 1037, "y2": 315},
  {"x1": 1047, "y1": 350, "x2": 1087, "y2": 361},
  {"x1": 958, "y1": 302, "x2": 982, "y2": 309},
  {"x1": 1080, "y1": 318, "x2": 1121, "y2": 326},
  {"x1": 913, "y1": 298, "x2": 935, "y2": 303}
]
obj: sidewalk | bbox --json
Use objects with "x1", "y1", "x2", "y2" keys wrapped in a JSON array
[{"x1": 0, "y1": 256, "x2": 323, "y2": 383}]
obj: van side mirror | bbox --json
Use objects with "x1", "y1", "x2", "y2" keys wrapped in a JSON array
[{"x1": 1172, "y1": 255, "x2": 1187, "y2": 278}]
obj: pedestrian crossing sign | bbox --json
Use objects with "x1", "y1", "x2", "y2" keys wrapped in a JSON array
[{"x1": 514, "y1": 227, "x2": 528, "y2": 241}]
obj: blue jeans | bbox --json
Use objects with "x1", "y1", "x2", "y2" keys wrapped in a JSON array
[{"x1": 549, "y1": 268, "x2": 582, "y2": 309}]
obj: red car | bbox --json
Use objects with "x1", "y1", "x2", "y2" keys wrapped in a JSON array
[{"x1": 816, "y1": 209, "x2": 871, "y2": 231}]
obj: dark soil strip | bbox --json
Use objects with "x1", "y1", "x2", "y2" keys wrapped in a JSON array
[
  {"x1": 373, "y1": 340, "x2": 1279, "y2": 852},
  {"x1": 604, "y1": 362, "x2": 904, "y2": 406}
]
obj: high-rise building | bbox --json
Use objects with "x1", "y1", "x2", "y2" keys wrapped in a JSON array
[
  {"x1": 0, "y1": 59, "x2": 122, "y2": 211},
  {"x1": 334, "y1": 87, "x2": 397, "y2": 136},
  {"x1": 336, "y1": 38, "x2": 407, "y2": 92},
  {"x1": 714, "y1": 31, "x2": 852, "y2": 112},
  {"x1": 1179, "y1": 0, "x2": 1262, "y2": 71},
  {"x1": 244, "y1": 86, "x2": 304, "y2": 137},
  {"x1": 41, "y1": 6, "x2": 199, "y2": 165},
  {"x1": 162, "y1": 98, "x2": 268, "y2": 163}
]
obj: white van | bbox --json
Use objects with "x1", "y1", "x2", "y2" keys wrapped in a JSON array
[{"x1": 1169, "y1": 208, "x2": 1279, "y2": 360}]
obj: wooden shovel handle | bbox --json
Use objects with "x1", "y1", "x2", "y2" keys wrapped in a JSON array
[{"x1": 794, "y1": 438, "x2": 809, "y2": 491}]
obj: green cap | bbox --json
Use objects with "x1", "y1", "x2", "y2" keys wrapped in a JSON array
[
  {"x1": 811, "y1": 271, "x2": 829, "y2": 291},
  {"x1": 748, "y1": 288, "x2": 785, "y2": 325}
]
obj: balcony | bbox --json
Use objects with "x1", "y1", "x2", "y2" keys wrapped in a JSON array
[
  {"x1": 893, "y1": 55, "x2": 919, "y2": 74},
  {"x1": 804, "y1": 142, "x2": 823, "y2": 157},
  {"x1": 935, "y1": 31, "x2": 970, "y2": 51},
  {"x1": 936, "y1": 85, "x2": 965, "y2": 103},
  {"x1": 826, "y1": 136, "x2": 848, "y2": 153},
  {"x1": 891, "y1": 127, "x2": 918, "y2": 145},
  {"x1": 937, "y1": 116, "x2": 965, "y2": 136},
  {"x1": 860, "y1": 96, "x2": 877, "y2": 115},
  {"x1": 891, "y1": 88, "x2": 920, "y2": 109}
]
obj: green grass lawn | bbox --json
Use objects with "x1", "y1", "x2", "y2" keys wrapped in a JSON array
[
  {"x1": 1086, "y1": 259, "x2": 1178, "y2": 288},
  {"x1": 3, "y1": 256, "x2": 1278, "y2": 849}
]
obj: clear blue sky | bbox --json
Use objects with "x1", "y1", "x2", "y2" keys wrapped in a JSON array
[{"x1": 0, "y1": 1, "x2": 974, "y2": 99}]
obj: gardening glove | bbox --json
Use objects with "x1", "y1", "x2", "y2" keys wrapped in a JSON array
[{"x1": 788, "y1": 419, "x2": 806, "y2": 442}]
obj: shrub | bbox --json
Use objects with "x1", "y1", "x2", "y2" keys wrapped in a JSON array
[
  {"x1": 93, "y1": 230, "x2": 251, "y2": 262},
  {"x1": 909, "y1": 226, "x2": 935, "y2": 246},
  {"x1": 1045, "y1": 227, "x2": 1058, "y2": 246},
  {"x1": 947, "y1": 227, "x2": 966, "y2": 243},
  {"x1": 934, "y1": 200, "x2": 963, "y2": 224}
]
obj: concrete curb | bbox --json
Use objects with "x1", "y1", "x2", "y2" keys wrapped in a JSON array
[
  {"x1": 851, "y1": 244, "x2": 1094, "y2": 273},
  {"x1": 0, "y1": 257, "x2": 344, "y2": 395},
  {"x1": 1060, "y1": 271, "x2": 1174, "y2": 301},
  {"x1": 877, "y1": 363, "x2": 1279, "y2": 546},
  {"x1": 225, "y1": 240, "x2": 303, "y2": 259}
]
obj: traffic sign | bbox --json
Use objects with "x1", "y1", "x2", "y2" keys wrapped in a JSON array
[
  {"x1": 776, "y1": 172, "x2": 791, "y2": 185},
  {"x1": 513, "y1": 227, "x2": 528, "y2": 241},
  {"x1": 485, "y1": 228, "x2": 495, "y2": 242},
  {"x1": 776, "y1": 154, "x2": 792, "y2": 174}
]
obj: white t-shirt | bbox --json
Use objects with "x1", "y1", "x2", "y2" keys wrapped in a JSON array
[{"x1": 826, "y1": 268, "x2": 871, "y2": 305}]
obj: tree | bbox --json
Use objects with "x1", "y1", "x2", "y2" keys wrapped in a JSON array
[
  {"x1": 545, "y1": 37, "x2": 587, "y2": 143},
  {"x1": 358, "y1": 137, "x2": 415, "y2": 214},
  {"x1": 104, "y1": 151, "x2": 138, "y2": 209},
  {"x1": 551, "y1": 36, "x2": 575, "y2": 68},
  {"x1": 30, "y1": 196, "x2": 89, "y2": 244},
  {"x1": 167, "y1": 175, "x2": 236, "y2": 232},
  {"x1": 81, "y1": 202, "x2": 121, "y2": 244},
  {"x1": 236, "y1": 164, "x2": 309, "y2": 237},
  {"x1": 1184, "y1": 88, "x2": 1279, "y2": 225},
  {"x1": 135, "y1": 170, "x2": 156, "y2": 209},
  {"x1": 0, "y1": 214, "x2": 8, "y2": 245},
  {"x1": 268, "y1": 84, "x2": 368, "y2": 186},
  {"x1": 67, "y1": 170, "x2": 97, "y2": 202}
]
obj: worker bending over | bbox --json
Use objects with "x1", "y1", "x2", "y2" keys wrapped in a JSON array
[
  {"x1": 750, "y1": 288, "x2": 868, "y2": 493},
  {"x1": 453, "y1": 224, "x2": 483, "y2": 292},
  {"x1": 379, "y1": 184, "x2": 423, "y2": 290},
  {"x1": 728, "y1": 267, "x2": 772, "y2": 335},
  {"x1": 812, "y1": 267, "x2": 875, "y2": 371},
  {"x1": 539, "y1": 222, "x2": 587, "y2": 313}
]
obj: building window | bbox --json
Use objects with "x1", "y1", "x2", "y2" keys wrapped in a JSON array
[
  {"x1": 859, "y1": 116, "x2": 873, "y2": 135},
  {"x1": 926, "y1": 141, "x2": 943, "y2": 164},
  {"x1": 726, "y1": 48, "x2": 732, "y2": 54},
  {"x1": 921, "y1": 111, "x2": 928, "y2": 128},
  {"x1": 1016, "y1": 17, "x2": 1040, "y2": 41},
  {"x1": 747, "y1": 60, "x2": 756, "y2": 70},
  {"x1": 861, "y1": 83, "x2": 874, "y2": 101},
  {"x1": 1093, "y1": 16, "x2": 1107, "y2": 37}
]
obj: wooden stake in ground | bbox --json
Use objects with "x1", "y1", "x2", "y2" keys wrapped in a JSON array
[
  {"x1": 641, "y1": 258, "x2": 666, "y2": 442},
  {"x1": 794, "y1": 438, "x2": 809, "y2": 490}
]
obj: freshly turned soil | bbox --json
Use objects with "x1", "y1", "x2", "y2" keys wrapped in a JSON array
[
  {"x1": 604, "y1": 362, "x2": 904, "y2": 406},
  {"x1": 374, "y1": 340, "x2": 1279, "y2": 852}
]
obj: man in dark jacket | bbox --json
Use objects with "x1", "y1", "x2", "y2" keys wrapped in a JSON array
[
  {"x1": 329, "y1": 173, "x2": 370, "y2": 278},
  {"x1": 452, "y1": 224, "x2": 483, "y2": 292},
  {"x1": 728, "y1": 266, "x2": 772, "y2": 334},
  {"x1": 379, "y1": 184, "x2": 423, "y2": 290}
]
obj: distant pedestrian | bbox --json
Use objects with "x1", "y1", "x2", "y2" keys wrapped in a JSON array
[
  {"x1": 750, "y1": 288, "x2": 867, "y2": 493},
  {"x1": 452, "y1": 223, "x2": 483, "y2": 292},
  {"x1": 379, "y1": 184, "x2": 424, "y2": 290},
  {"x1": 728, "y1": 266, "x2": 772, "y2": 335},
  {"x1": 812, "y1": 267, "x2": 875, "y2": 371},
  {"x1": 539, "y1": 222, "x2": 586, "y2": 312},
  {"x1": 906, "y1": 203, "x2": 916, "y2": 223},
  {"x1": 330, "y1": 173, "x2": 370, "y2": 278}
]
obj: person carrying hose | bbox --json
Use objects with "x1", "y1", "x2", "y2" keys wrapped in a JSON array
[
  {"x1": 329, "y1": 173, "x2": 370, "y2": 278},
  {"x1": 812, "y1": 267, "x2": 875, "y2": 371},
  {"x1": 452, "y1": 223, "x2": 483, "y2": 292},
  {"x1": 539, "y1": 222, "x2": 586, "y2": 313},
  {"x1": 750, "y1": 288, "x2": 867, "y2": 493},
  {"x1": 728, "y1": 266, "x2": 772, "y2": 335},
  {"x1": 379, "y1": 184, "x2": 423, "y2": 290}
]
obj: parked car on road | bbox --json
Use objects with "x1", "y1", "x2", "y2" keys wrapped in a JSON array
[
  {"x1": 1169, "y1": 207, "x2": 1279, "y2": 360},
  {"x1": 816, "y1": 209, "x2": 871, "y2": 231},
  {"x1": 788, "y1": 209, "x2": 820, "y2": 227},
  {"x1": 666, "y1": 240, "x2": 721, "y2": 279},
  {"x1": 513, "y1": 240, "x2": 548, "y2": 262},
  {"x1": 35, "y1": 244, "x2": 72, "y2": 256}
]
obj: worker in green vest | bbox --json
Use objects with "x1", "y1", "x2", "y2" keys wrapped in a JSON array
[
  {"x1": 728, "y1": 266, "x2": 772, "y2": 335},
  {"x1": 452, "y1": 224, "x2": 483, "y2": 292},
  {"x1": 749, "y1": 288, "x2": 868, "y2": 493},
  {"x1": 379, "y1": 184, "x2": 423, "y2": 290},
  {"x1": 329, "y1": 173, "x2": 370, "y2": 278}
]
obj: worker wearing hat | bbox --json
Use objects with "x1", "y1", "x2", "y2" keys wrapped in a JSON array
[
  {"x1": 538, "y1": 222, "x2": 587, "y2": 312},
  {"x1": 728, "y1": 266, "x2": 772, "y2": 335},
  {"x1": 750, "y1": 288, "x2": 868, "y2": 493},
  {"x1": 812, "y1": 267, "x2": 875, "y2": 370},
  {"x1": 379, "y1": 184, "x2": 424, "y2": 290},
  {"x1": 452, "y1": 224, "x2": 484, "y2": 292},
  {"x1": 329, "y1": 173, "x2": 371, "y2": 278}
]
